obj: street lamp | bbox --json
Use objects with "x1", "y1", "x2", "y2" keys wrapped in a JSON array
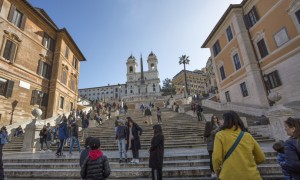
[
  {"x1": 183, "y1": 85, "x2": 186, "y2": 98},
  {"x1": 179, "y1": 55, "x2": 190, "y2": 96},
  {"x1": 102, "y1": 90, "x2": 106, "y2": 103}
]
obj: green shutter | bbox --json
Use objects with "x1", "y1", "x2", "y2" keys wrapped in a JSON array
[
  {"x1": 7, "y1": 5, "x2": 16, "y2": 22},
  {"x1": 20, "y1": 14, "x2": 27, "y2": 30},
  {"x1": 5, "y1": 80, "x2": 14, "y2": 98},
  {"x1": 9, "y1": 42, "x2": 16, "y2": 62}
]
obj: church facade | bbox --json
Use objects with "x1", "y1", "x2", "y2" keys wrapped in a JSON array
[{"x1": 78, "y1": 51, "x2": 161, "y2": 101}]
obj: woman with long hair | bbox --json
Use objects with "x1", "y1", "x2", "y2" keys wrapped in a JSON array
[
  {"x1": 126, "y1": 117, "x2": 142, "y2": 164},
  {"x1": 149, "y1": 124, "x2": 164, "y2": 180},
  {"x1": 282, "y1": 117, "x2": 300, "y2": 179},
  {"x1": 212, "y1": 111, "x2": 265, "y2": 180},
  {"x1": 204, "y1": 115, "x2": 220, "y2": 178}
]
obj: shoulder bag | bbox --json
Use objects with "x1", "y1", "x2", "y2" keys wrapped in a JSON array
[{"x1": 224, "y1": 131, "x2": 245, "y2": 162}]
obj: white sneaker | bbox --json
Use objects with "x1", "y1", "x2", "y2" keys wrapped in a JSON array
[
  {"x1": 130, "y1": 159, "x2": 136, "y2": 163},
  {"x1": 135, "y1": 159, "x2": 139, "y2": 164},
  {"x1": 211, "y1": 172, "x2": 217, "y2": 178}
]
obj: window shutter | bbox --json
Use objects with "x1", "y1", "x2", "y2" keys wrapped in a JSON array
[
  {"x1": 274, "y1": 70, "x2": 282, "y2": 86},
  {"x1": 9, "y1": 42, "x2": 16, "y2": 62},
  {"x1": 47, "y1": 65, "x2": 52, "y2": 79},
  {"x1": 42, "y1": 34, "x2": 46, "y2": 47},
  {"x1": 42, "y1": 93, "x2": 48, "y2": 107},
  {"x1": 5, "y1": 80, "x2": 14, "y2": 98},
  {"x1": 20, "y1": 14, "x2": 27, "y2": 30},
  {"x1": 252, "y1": 6, "x2": 259, "y2": 21},
  {"x1": 50, "y1": 39, "x2": 55, "y2": 51},
  {"x1": 37, "y1": 60, "x2": 43, "y2": 75},
  {"x1": 30, "y1": 90, "x2": 36, "y2": 105},
  {"x1": 243, "y1": 15, "x2": 250, "y2": 29},
  {"x1": 7, "y1": 5, "x2": 16, "y2": 22},
  {"x1": 0, "y1": 0, "x2": 4, "y2": 12}
]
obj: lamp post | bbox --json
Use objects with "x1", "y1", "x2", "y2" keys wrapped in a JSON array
[
  {"x1": 179, "y1": 55, "x2": 190, "y2": 96},
  {"x1": 10, "y1": 100, "x2": 18, "y2": 125},
  {"x1": 183, "y1": 85, "x2": 186, "y2": 98}
]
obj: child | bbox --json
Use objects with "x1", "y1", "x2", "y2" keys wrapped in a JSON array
[
  {"x1": 80, "y1": 137, "x2": 111, "y2": 179},
  {"x1": 272, "y1": 140, "x2": 290, "y2": 180}
]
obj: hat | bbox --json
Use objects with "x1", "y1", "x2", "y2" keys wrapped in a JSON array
[{"x1": 117, "y1": 119, "x2": 125, "y2": 125}]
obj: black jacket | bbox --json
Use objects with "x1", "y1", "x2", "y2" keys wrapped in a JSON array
[
  {"x1": 149, "y1": 134, "x2": 164, "y2": 169},
  {"x1": 70, "y1": 123, "x2": 79, "y2": 138},
  {"x1": 126, "y1": 124, "x2": 142, "y2": 150},
  {"x1": 80, "y1": 154, "x2": 111, "y2": 180}
]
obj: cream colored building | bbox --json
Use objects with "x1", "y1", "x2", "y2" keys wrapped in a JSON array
[
  {"x1": 0, "y1": 0, "x2": 85, "y2": 125},
  {"x1": 205, "y1": 57, "x2": 218, "y2": 94},
  {"x1": 172, "y1": 70, "x2": 206, "y2": 96},
  {"x1": 202, "y1": 0, "x2": 300, "y2": 107}
]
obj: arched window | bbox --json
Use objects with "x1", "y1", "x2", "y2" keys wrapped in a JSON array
[
  {"x1": 151, "y1": 63, "x2": 155, "y2": 70},
  {"x1": 153, "y1": 83, "x2": 156, "y2": 92},
  {"x1": 129, "y1": 66, "x2": 133, "y2": 73}
]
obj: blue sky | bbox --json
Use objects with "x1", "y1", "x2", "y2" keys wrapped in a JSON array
[{"x1": 28, "y1": 0, "x2": 242, "y2": 89}]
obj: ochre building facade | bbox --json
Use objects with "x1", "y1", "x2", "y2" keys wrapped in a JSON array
[{"x1": 0, "y1": 0, "x2": 85, "y2": 125}]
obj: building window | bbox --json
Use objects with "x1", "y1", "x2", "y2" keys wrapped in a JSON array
[
  {"x1": 265, "y1": 70, "x2": 282, "y2": 89},
  {"x1": 226, "y1": 26, "x2": 233, "y2": 41},
  {"x1": 233, "y1": 54, "x2": 241, "y2": 70},
  {"x1": 59, "y1": 96, "x2": 64, "y2": 109},
  {"x1": 257, "y1": 39, "x2": 269, "y2": 58},
  {"x1": 240, "y1": 82, "x2": 249, "y2": 97},
  {"x1": 213, "y1": 41, "x2": 221, "y2": 57},
  {"x1": 61, "y1": 69, "x2": 67, "y2": 85},
  {"x1": 225, "y1": 91, "x2": 231, "y2": 102},
  {"x1": 2, "y1": 39, "x2": 17, "y2": 62},
  {"x1": 0, "y1": 77, "x2": 14, "y2": 98},
  {"x1": 244, "y1": 6, "x2": 259, "y2": 28},
  {"x1": 37, "y1": 60, "x2": 51, "y2": 79},
  {"x1": 31, "y1": 90, "x2": 48, "y2": 107},
  {"x1": 129, "y1": 66, "x2": 133, "y2": 73},
  {"x1": 42, "y1": 33, "x2": 55, "y2": 51},
  {"x1": 219, "y1": 66, "x2": 226, "y2": 80},
  {"x1": 70, "y1": 102, "x2": 73, "y2": 112},
  {"x1": 153, "y1": 84, "x2": 156, "y2": 92},
  {"x1": 151, "y1": 63, "x2": 155, "y2": 70},
  {"x1": 72, "y1": 56, "x2": 78, "y2": 69},
  {"x1": 8, "y1": 6, "x2": 26, "y2": 30},
  {"x1": 65, "y1": 46, "x2": 69, "y2": 59},
  {"x1": 296, "y1": 9, "x2": 300, "y2": 24},
  {"x1": 70, "y1": 78, "x2": 75, "y2": 91}
]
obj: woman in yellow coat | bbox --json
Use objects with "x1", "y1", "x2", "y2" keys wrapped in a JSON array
[{"x1": 212, "y1": 111, "x2": 265, "y2": 180}]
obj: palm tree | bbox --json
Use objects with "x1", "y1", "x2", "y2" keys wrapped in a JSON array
[{"x1": 179, "y1": 55, "x2": 190, "y2": 96}]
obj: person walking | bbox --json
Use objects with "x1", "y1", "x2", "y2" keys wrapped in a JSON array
[
  {"x1": 156, "y1": 107, "x2": 162, "y2": 124},
  {"x1": 212, "y1": 111, "x2": 265, "y2": 179},
  {"x1": 145, "y1": 107, "x2": 153, "y2": 125},
  {"x1": 81, "y1": 114, "x2": 89, "y2": 142},
  {"x1": 0, "y1": 126, "x2": 8, "y2": 179},
  {"x1": 80, "y1": 138, "x2": 111, "y2": 179},
  {"x1": 149, "y1": 125, "x2": 164, "y2": 180},
  {"x1": 204, "y1": 115, "x2": 220, "y2": 178},
  {"x1": 39, "y1": 125, "x2": 49, "y2": 151},
  {"x1": 69, "y1": 120, "x2": 81, "y2": 155},
  {"x1": 116, "y1": 120, "x2": 128, "y2": 163},
  {"x1": 56, "y1": 119, "x2": 69, "y2": 157},
  {"x1": 126, "y1": 117, "x2": 143, "y2": 164},
  {"x1": 123, "y1": 103, "x2": 128, "y2": 115},
  {"x1": 196, "y1": 103, "x2": 203, "y2": 121},
  {"x1": 282, "y1": 117, "x2": 300, "y2": 179}
]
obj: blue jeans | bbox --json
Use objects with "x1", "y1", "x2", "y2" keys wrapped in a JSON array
[
  {"x1": 69, "y1": 136, "x2": 81, "y2": 154},
  {"x1": 117, "y1": 138, "x2": 127, "y2": 159}
]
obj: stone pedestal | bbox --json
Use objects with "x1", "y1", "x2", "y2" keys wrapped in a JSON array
[
  {"x1": 21, "y1": 119, "x2": 37, "y2": 152},
  {"x1": 266, "y1": 104, "x2": 295, "y2": 141}
]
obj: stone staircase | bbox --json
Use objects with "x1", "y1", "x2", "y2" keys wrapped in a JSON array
[
  {"x1": 3, "y1": 136, "x2": 24, "y2": 152},
  {"x1": 3, "y1": 108, "x2": 284, "y2": 179}
]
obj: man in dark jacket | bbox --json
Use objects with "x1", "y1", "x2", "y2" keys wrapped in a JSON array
[
  {"x1": 196, "y1": 103, "x2": 203, "y2": 121},
  {"x1": 81, "y1": 138, "x2": 110, "y2": 179},
  {"x1": 56, "y1": 119, "x2": 69, "y2": 157},
  {"x1": 81, "y1": 114, "x2": 89, "y2": 142},
  {"x1": 69, "y1": 121, "x2": 81, "y2": 155},
  {"x1": 144, "y1": 107, "x2": 153, "y2": 125},
  {"x1": 80, "y1": 136, "x2": 93, "y2": 167},
  {"x1": 39, "y1": 125, "x2": 49, "y2": 151},
  {"x1": 116, "y1": 120, "x2": 128, "y2": 163}
]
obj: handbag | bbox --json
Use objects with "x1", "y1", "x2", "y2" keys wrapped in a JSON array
[{"x1": 224, "y1": 131, "x2": 245, "y2": 161}]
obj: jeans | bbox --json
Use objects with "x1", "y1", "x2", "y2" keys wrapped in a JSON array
[
  {"x1": 82, "y1": 128, "x2": 88, "y2": 141},
  {"x1": 56, "y1": 139, "x2": 65, "y2": 155},
  {"x1": 40, "y1": 137, "x2": 49, "y2": 150},
  {"x1": 69, "y1": 136, "x2": 81, "y2": 154},
  {"x1": 0, "y1": 144, "x2": 4, "y2": 179},
  {"x1": 197, "y1": 112, "x2": 203, "y2": 121},
  {"x1": 208, "y1": 151, "x2": 214, "y2": 172},
  {"x1": 117, "y1": 138, "x2": 127, "y2": 159},
  {"x1": 132, "y1": 141, "x2": 139, "y2": 159},
  {"x1": 157, "y1": 115, "x2": 162, "y2": 123}
]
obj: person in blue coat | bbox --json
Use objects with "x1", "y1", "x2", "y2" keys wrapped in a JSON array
[
  {"x1": 56, "y1": 119, "x2": 69, "y2": 157},
  {"x1": 282, "y1": 117, "x2": 300, "y2": 179},
  {"x1": 0, "y1": 126, "x2": 8, "y2": 179}
]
